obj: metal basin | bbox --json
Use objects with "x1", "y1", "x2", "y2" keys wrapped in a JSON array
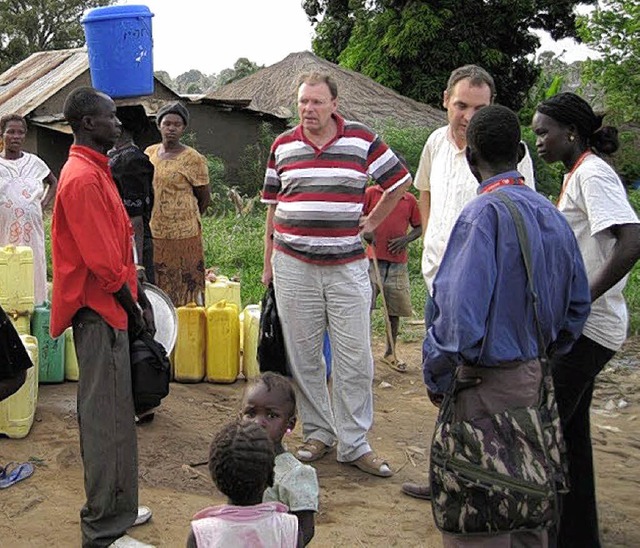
[{"x1": 142, "y1": 282, "x2": 177, "y2": 354}]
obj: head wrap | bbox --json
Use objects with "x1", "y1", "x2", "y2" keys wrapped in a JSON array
[{"x1": 156, "y1": 102, "x2": 189, "y2": 126}]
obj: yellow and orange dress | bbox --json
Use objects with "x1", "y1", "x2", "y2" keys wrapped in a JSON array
[{"x1": 145, "y1": 144, "x2": 209, "y2": 306}]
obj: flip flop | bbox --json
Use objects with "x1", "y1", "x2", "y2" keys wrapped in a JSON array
[
  {"x1": 0, "y1": 462, "x2": 34, "y2": 489},
  {"x1": 381, "y1": 355, "x2": 407, "y2": 373}
]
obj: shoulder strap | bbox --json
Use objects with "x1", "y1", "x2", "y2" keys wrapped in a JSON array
[{"x1": 495, "y1": 192, "x2": 547, "y2": 360}]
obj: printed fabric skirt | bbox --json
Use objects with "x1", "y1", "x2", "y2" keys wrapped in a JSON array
[{"x1": 153, "y1": 234, "x2": 205, "y2": 307}]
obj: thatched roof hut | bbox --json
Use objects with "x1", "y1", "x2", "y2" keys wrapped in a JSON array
[{"x1": 208, "y1": 51, "x2": 446, "y2": 130}]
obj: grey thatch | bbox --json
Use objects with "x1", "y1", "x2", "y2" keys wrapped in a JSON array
[{"x1": 208, "y1": 51, "x2": 446, "y2": 130}]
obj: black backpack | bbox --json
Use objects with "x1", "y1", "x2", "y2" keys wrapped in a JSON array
[
  {"x1": 257, "y1": 283, "x2": 289, "y2": 377},
  {"x1": 129, "y1": 331, "x2": 171, "y2": 415}
]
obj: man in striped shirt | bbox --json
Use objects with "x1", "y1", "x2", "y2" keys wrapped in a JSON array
[{"x1": 261, "y1": 72, "x2": 412, "y2": 477}]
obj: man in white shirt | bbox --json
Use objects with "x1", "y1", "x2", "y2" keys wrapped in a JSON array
[
  {"x1": 402, "y1": 65, "x2": 535, "y2": 501},
  {"x1": 415, "y1": 65, "x2": 534, "y2": 308}
]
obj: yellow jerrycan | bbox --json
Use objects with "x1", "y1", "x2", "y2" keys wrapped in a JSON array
[
  {"x1": 8, "y1": 311, "x2": 30, "y2": 335},
  {"x1": 206, "y1": 300, "x2": 240, "y2": 383},
  {"x1": 0, "y1": 335, "x2": 39, "y2": 438},
  {"x1": 0, "y1": 245, "x2": 35, "y2": 315},
  {"x1": 64, "y1": 328, "x2": 79, "y2": 381},
  {"x1": 242, "y1": 305, "x2": 261, "y2": 381},
  {"x1": 174, "y1": 303, "x2": 206, "y2": 383},
  {"x1": 205, "y1": 276, "x2": 241, "y2": 311}
]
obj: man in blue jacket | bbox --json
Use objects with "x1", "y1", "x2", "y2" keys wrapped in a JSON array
[{"x1": 423, "y1": 105, "x2": 591, "y2": 547}]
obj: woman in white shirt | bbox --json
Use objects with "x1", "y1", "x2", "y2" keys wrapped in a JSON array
[{"x1": 532, "y1": 92, "x2": 640, "y2": 548}]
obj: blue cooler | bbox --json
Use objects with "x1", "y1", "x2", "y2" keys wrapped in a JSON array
[{"x1": 82, "y1": 5, "x2": 154, "y2": 98}]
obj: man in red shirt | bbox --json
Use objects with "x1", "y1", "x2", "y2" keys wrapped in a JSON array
[
  {"x1": 51, "y1": 87, "x2": 154, "y2": 548},
  {"x1": 364, "y1": 183, "x2": 421, "y2": 372}
]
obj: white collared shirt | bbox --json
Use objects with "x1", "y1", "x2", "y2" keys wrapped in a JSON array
[{"x1": 413, "y1": 125, "x2": 535, "y2": 292}]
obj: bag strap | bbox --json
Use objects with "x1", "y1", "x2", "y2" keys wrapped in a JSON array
[{"x1": 495, "y1": 191, "x2": 547, "y2": 361}]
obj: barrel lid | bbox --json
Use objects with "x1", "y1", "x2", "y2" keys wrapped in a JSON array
[{"x1": 82, "y1": 4, "x2": 153, "y2": 23}]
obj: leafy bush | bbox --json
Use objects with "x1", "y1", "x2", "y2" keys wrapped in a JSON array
[
  {"x1": 201, "y1": 211, "x2": 267, "y2": 307},
  {"x1": 624, "y1": 190, "x2": 640, "y2": 335},
  {"x1": 374, "y1": 122, "x2": 433, "y2": 177},
  {"x1": 236, "y1": 122, "x2": 279, "y2": 197}
]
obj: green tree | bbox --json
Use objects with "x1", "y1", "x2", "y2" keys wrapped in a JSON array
[
  {"x1": 578, "y1": 0, "x2": 640, "y2": 123},
  {"x1": 0, "y1": 0, "x2": 114, "y2": 72},
  {"x1": 304, "y1": 0, "x2": 595, "y2": 111},
  {"x1": 215, "y1": 57, "x2": 263, "y2": 88}
]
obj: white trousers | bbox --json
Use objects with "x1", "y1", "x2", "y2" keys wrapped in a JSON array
[{"x1": 272, "y1": 251, "x2": 374, "y2": 461}]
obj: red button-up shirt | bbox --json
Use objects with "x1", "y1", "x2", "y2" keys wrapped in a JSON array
[{"x1": 50, "y1": 145, "x2": 137, "y2": 337}]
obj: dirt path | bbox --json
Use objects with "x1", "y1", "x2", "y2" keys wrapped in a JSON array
[{"x1": 1, "y1": 336, "x2": 639, "y2": 547}]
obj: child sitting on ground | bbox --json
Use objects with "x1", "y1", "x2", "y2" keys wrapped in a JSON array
[
  {"x1": 187, "y1": 420, "x2": 298, "y2": 547},
  {"x1": 242, "y1": 372, "x2": 319, "y2": 547}
]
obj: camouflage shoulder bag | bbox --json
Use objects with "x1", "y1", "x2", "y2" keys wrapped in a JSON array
[{"x1": 429, "y1": 192, "x2": 568, "y2": 535}]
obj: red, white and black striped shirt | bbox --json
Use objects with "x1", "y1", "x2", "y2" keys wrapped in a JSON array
[{"x1": 261, "y1": 114, "x2": 410, "y2": 265}]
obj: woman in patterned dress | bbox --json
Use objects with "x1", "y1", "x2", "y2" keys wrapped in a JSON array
[
  {"x1": 145, "y1": 103, "x2": 211, "y2": 306},
  {"x1": 0, "y1": 114, "x2": 57, "y2": 305}
]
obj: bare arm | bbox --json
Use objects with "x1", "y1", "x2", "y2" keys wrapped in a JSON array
[
  {"x1": 193, "y1": 185, "x2": 211, "y2": 215},
  {"x1": 261, "y1": 204, "x2": 276, "y2": 286},
  {"x1": 387, "y1": 224, "x2": 423, "y2": 255},
  {"x1": 41, "y1": 172, "x2": 58, "y2": 210},
  {"x1": 293, "y1": 510, "x2": 315, "y2": 547},
  {"x1": 359, "y1": 179, "x2": 413, "y2": 235},
  {"x1": 186, "y1": 528, "x2": 197, "y2": 548},
  {"x1": 418, "y1": 190, "x2": 431, "y2": 238},
  {"x1": 590, "y1": 223, "x2": 640, "y2": 302},
  {"x1": 114, "y1": 283, "x2": 144, "y2": 337}
]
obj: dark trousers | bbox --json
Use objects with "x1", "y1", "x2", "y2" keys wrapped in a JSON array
[
  {"x1": 73, "y1": 308, "x2": 138, "y2": 547},
  {"x1": 550, "y1": 335, "x2": 616, "y2": 548}
]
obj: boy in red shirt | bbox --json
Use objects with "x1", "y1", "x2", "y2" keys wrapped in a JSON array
[{"x1": 364, "y1": 182, "x2": 421, "y2": 372}]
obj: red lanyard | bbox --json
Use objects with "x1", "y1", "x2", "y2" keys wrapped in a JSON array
[
  {"x1": 479, "y1": 176, "x2": 525, "y2": 195},
  {"x1": 556, "y1": 151, "x2": 592, "y2": 206}
]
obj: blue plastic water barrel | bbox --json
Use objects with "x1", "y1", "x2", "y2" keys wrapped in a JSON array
[{"x1": 81, "y1": 5, "x2": 154, "y2": 99}]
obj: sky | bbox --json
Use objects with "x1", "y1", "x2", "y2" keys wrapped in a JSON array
[{"x1": 113, "y1": 0, "x2": 596, "y2": 78}]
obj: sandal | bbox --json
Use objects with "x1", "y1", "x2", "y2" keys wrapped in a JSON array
[
  {"x1": 347, "y1": 451, "x2": 393, "y2": 477},
  {"x1": 381, "y1": 355, "x2": 407, "y2": 373},
  {"x1": 296, "y1": 439, "x2": 333, "y2": 463},
  {"x1": 0, "y1": 461, "x2": 34, "y2": 489}
]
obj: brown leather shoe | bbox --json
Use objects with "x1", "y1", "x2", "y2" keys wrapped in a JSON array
[{"x1": 401, "y1": 482, "x2": 431, "y2": 500}]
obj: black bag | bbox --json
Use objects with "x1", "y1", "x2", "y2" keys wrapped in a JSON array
[
  {"x1": 0, "y1": 306, "x2": 33, "y2": 379},
  {"x1": 257, "y1": 283, "x2": 289, "y2": 377},
  {"x1": 129, "y1": 331, "x2": 171, "y2": 415}
]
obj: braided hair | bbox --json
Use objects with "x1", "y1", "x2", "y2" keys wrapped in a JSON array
[
  {"x1": 536, "y1": 92, "x2": 619, "y2": 155},
  {"x1": 208, "y1": 420, "x2": 275, "y2": 506}
]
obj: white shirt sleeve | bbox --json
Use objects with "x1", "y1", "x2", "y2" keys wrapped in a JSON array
[
  {"x1": 578, "y1": 163, "x2": 639, "y2": 236},
  {"x1": 518, "y1": 143, "x2": 536, "y2": 190},
  {"x1": 413, "y1": 135, "x2": 434, "y2": 192}
]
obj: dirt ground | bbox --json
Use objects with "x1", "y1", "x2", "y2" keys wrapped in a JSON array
[{"x1": 1, "y1": 333, "x2": 639, "y2": 548}]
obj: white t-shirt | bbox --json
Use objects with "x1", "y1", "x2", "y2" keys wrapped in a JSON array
[
  {"x1": 558, "y1": 154, "x2": 639, "y2": 351},
  {"x1": 413, "y1": 125, "x2": 535, "y2": 292}
]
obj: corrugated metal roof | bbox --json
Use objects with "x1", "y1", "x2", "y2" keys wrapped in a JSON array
[{"x1": 0, "y1": 48, "x2": 88, "y2": 119}]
